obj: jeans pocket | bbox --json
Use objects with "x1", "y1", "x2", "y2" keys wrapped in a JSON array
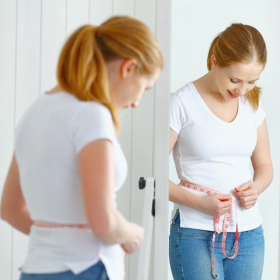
[
  {"x1": 179, "y1": 227, "x2": 210, "y2": 239},
  {"x1": 251, "y1": 225, "x2": 264, "y2": 236}
]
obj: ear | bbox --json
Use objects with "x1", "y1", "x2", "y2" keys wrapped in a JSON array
[
  {"x1": 211, "y1": 55, "x2": 217, "y2": 69},
  {"x1": 120, "y1": 59, "x2": 137, "y2": 78}
]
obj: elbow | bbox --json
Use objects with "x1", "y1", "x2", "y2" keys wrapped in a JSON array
[
  {"x1": 0, "y1": 212, "x2": 5, "y2": 221},
  {"x1": 0, "y1": 205, "x2": 8, "y2": 222},
  {"x1": 89, "y1": 217, "x2": 114, "y2": 241}
]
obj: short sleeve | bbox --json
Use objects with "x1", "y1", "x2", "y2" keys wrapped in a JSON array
[
  {"x1": 254, "y1": 100, "x2": 266, "y2": 128},
  {"x1": 72, "y1": 102, "x2": 116, "y2": 153},
  {"x1": 170, "y1": 93, "x2": 187, "y2": 134}
]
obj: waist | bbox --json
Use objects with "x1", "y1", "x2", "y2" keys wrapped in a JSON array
[{"x1": 176, "y1": 181, "x2": 263, "y2": 232}]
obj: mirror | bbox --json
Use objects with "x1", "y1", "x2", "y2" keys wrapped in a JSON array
[
  {"x1": 0, "y1": 1, "x2": 170, "y2": 280},
  {"x1": 169, "y1": 1, "x2": 280, "y2": 279}
]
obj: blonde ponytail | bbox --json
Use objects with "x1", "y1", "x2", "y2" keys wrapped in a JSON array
[
  {"x1": 57, "y1": 25, "x2": 119, "y2": 130},
  {"x1": 246, "y1": 86, "x2": 261, "y2": 110}
]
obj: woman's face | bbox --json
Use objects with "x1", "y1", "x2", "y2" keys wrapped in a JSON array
[
  {"x1": 108, "y1": 59, "x2": 160, "y2": 109},
  {"x1": 213, "y1": 61, "x2": 264, "y2": 101}
]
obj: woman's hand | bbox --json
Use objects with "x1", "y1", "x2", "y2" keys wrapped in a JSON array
[
  {"x1": 121, "y1": 222, "x2": 144, "y2": 254},
  {"x1": 198, "y1": 194, "x2": 232, "y2": 217},
  {"x1": 234, "y1": 182, "x2": 259, "y2": 209}
]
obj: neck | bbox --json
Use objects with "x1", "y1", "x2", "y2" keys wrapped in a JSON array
[
  {"x1": 193, "y1": 71, "x2": 218, "y2": 95},
  {"x1": 203, "y1": 71, "x2": 220, "y2": 95}
]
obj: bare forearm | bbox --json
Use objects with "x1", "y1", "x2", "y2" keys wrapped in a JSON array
[
  {"x1": 1, "y1": 207, "x2": 33, "y2": 235},
  {"x1": 90, "y1": 208, "x2": 132, "y2": 244},
  {"x1": 169, "y1": 180, "x2": 201, "y2": 210},
  {"x1": 104, "y1": 210, "x2": 132, "y2": 244},
  {"x1": 253, "y1": 164, "x2": 274, "y2": 195}
]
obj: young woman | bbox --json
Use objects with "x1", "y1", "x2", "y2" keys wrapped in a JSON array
[
  {"x1": 169, "y1": 23, "x2": 273, "y2": 280},
  {"x1": 0, "y1": 16, "x2": 162, "y2": 280}
]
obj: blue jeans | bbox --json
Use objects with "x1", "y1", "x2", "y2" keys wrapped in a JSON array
[
  {"x1": 20, "y1": 261, "x2": 109, "y2": 280},
  {"x1": 169, "y1": 209, "x2": 264, "y2": 280}
]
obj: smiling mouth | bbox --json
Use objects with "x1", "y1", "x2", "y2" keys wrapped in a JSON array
[{"x1": 227, "y1": 90, "x2": 238, "y2": 98}]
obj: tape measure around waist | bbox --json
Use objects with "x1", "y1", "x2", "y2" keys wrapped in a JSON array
[
  {"x1": 180, "y1": 180, "x2": 239, "y2": 279},
  {"x1": 34, "y1": 221, "x2": 90, "y2": 229}
]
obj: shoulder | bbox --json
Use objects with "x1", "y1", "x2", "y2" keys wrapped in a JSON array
[
  {"x1": 71, "y1": 102, "x2": 116, "y2": 153},
  {"x1": 171, "y1": 82, "x2": 198, "y2": 110},
  {"x1": 170, "y1": 82, "x2": 199, "y2": 113},
  {"x1": 76, "y1": 101, "x2": 113, "y2": 121},
  {"x1": 172, "y1": 82, "x2": 195, "y2": 99},
  {"x1": 71, "y1": 101, "x2": 115, "y2": 136},
  {"x1": 171, "y1": 82, "x2": 196, "y2": 105}
]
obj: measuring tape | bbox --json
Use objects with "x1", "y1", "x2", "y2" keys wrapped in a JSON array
[
  {"x1": 180, "y1": 180, "x2": 239, "y2": 279},
  {"x1": 34, "y1": 221, "x2": 90, "y2": 229}
]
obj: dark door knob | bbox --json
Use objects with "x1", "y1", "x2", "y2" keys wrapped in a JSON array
[{"x1": 139, "y1": 177, "x2": 146, "y2": 189}]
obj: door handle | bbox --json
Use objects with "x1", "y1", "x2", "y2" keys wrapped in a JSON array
[{"x1": 138, "y1": 177, "x2": 155, "y2": 216}]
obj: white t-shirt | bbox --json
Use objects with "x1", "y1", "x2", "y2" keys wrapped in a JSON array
[
  {"x1": 15, "y1": 91, "x2": 127, "y2": 279},
  {"x1": 170, "y1": 82, "x2": 266, "y2": 232}
]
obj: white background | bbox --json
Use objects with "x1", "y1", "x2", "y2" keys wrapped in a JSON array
[
  {"x1": 0, "y1": 0, "x2": 170, "y2": 279},
  {"x1": 169, "y1": 1, "x2": 280, "y2": 279}
]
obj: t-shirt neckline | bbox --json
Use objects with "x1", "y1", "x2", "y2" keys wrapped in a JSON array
[{"x1": 190, "y1": 82, "x2": 240, "y2": 125}]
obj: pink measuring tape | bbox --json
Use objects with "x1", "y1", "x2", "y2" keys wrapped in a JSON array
[
  {"x1": 34, "y1": 221, "x2": 90, "y2": 229},
  {"x1": 180, "y1": 180, "x2": 239, "y2": 279}
]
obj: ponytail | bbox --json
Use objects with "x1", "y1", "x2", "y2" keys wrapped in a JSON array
[
  {"x1": 246, "y1": 86, "x2": 261, "y2": 110},
  {"x1": 57, "y1": 25, "x2": 119, "y2": 131}
]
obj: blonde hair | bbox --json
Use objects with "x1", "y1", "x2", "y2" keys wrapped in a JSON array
[
  {"x1": 57, "y1": 16, "x2": 163, "y2": 131},
  {"x1": 207, "y1": 23, "x2": 267, "y2": 110}
]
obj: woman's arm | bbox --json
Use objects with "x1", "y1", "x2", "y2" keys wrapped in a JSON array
[
  {"x1": 235, "y1": 120, "x2": 273, "y2": 209},
  {"x1": 251, "y1": 120, "x2": 274, "y2": 193},
  {"x1": 78, "y1": 139, "x2": 143, "y2": 249},
  {"x1": 169, "y1": 128, "x2": 232, "y2": 217},
  {"x1": 0, "y1": 154, "x2": 33, "y2": 234}
]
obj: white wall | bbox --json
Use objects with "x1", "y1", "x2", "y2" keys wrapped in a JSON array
[
  {"x1": 0, "y1": 1, "x2": 170, "y2": 279},
  {"x1": 169, "y1": 1, "x2": 280, "y2": 279}
]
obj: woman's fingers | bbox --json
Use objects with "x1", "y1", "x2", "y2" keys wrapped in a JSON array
[
  {"x1": 235, "y1": 182, "x2": 251, "y2": 192},
  {"x1": 235, "y1": 183, "x2": 259, "y2": 209},
  {"x1": 214, "y1": 195, "x2": 232, "y2": 216}
]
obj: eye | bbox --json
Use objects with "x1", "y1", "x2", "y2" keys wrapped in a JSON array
[
  {"x1": 248, "y1": 81, "x2": 256, "y2": 85},
  {"x1": 230, "y1": 78, "x2": 238, "y2": 83}
]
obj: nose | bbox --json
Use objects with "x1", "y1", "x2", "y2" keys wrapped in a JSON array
[
  {"x1": 234, "y1": 84, "x2": 247, "y2": 96},
  {"x1": 131, "y1": 101, "x2": 139, "y2": 108}
]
